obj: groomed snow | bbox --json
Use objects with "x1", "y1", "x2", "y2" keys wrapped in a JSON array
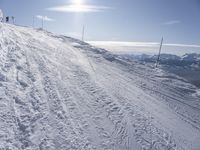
[{"x1": 0, "y1": 23, "x2": 200, "y2": 150}]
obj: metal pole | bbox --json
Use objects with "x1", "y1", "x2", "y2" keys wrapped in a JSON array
[
  {"x1": 33, "y1": 16, "x2": 35, "y2": 28},
  {"x1": 11, "y1": 16, "x2": 14, "y2": 24},
  {"x1": 156, "y1": 37, "x2": 164, "y2": 67},
  {"x1": 82, "y1": 25, "x2": 85, "y2": 41},
  {"x1": 42, "y1": 16, "x2": 44, "y2": 29}
]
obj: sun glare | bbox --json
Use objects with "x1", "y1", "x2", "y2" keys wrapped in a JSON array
[
  {"x1": 48, "y1": 0, "x2": 109, "y2": 13},
  {"x1": 73, "y1": 0, "x2": 83, "y2": 5}
]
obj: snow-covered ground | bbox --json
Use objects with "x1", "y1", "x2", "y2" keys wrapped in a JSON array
[{"x1": 0, "y1": 23, "x2": 200, "y2": 150}]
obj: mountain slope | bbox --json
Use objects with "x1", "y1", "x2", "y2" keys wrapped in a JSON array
[{"x1": 0, "y1": 23, "x2": 200, "y2": 150}]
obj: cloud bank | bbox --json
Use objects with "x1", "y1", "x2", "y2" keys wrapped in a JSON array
[
  {"x1": 88, "y1": 41, "x2": 200, "y2": 48},
  {"x1": 88, "y1": 41, "x2": 200, "y2": 55}
]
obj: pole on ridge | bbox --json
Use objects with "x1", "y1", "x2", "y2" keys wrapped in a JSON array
[
  {"x1": 33, "y1": 16, "x2": 35, "y2": 28},
  {"x1": 82, "y1": 25, "x2": 85, "y2": 41},
  {"x1": 156, "y1": 37, "x2": 164, "y2": 67},
  {"x1": 42, "y1": 16, "x2": 44, "y2": 29}
]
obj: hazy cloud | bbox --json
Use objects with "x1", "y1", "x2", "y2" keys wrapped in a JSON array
[
  {"x1": 88, "y1": 41, "x2": 200, "y2": 55},
  {"x1": 88, "y1": 41, "x2": 200, "y2": 48},
  {"x1": 88, "y1": 41, "x2": 159, "y2": 47},
  {"x1": 47, "y1": 4, "x2": 111, "y2": 13},
  {"x1": 36, "y1": 15, "x2": 54, "y2": 21},
  {"x1": 162, "y1": 20, "x2": 181, "y2": 25},
  {"x1": 165, "y1": 43, "x2": 200, "y2": 48}
]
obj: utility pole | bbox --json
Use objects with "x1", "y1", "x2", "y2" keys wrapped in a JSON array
[
  {"x1": 156, "y1": 37, "x2": 164, "y2": 67},
  {"x1": 82, "y1": 25, "x2": 85, "y2": 41},
  {"x1": 42, "y1": 16, "x2": 44, "y2": 29},
  {"x1": 32, "y1": 16, "x2": 35, "y2": 28},
  {"x1": 11, "y1": 16, "x2": 15, "y2": 24}
]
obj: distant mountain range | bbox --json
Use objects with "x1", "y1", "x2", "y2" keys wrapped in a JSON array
[
  {"x1": 182, "y1": 53, "x2": 200, "y2": 61},
  {"x1": 121, "y1": 53, "x2": 200, "y2": 69},
  {"x1": 119, "y1": 53, "x2": 200, "y2": 88}
]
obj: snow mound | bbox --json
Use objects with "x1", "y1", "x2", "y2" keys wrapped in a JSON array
[{"x1": 0, "y1": 23, "x2": 200, "y2": 150}]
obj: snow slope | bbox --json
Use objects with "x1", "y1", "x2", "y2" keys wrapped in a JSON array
[{"x1": 0, "y1": 23, "x2": 200, "y2": 150}]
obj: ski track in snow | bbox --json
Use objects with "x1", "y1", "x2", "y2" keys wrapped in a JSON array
[{"x1": 0, "y1": 23, "x2": 200, "y2": 150}]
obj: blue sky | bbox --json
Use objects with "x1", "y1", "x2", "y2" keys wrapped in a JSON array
[{"x1": 0, "y1": 0, "x2": 200, "y2": 45}]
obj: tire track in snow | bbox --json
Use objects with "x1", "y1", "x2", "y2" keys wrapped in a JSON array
[
  {"x1": 52, "y1": 47, "x2": 149, "y2": 150},
  {"x1": 31, "y1": 51, "x2": 96, "y2": 150},
  {"x1": 38, "y1": 44, "x2": 140, "y2": 149},
  {"x1": 39, "y1": 47, "x2": 116, "y2": 149}
]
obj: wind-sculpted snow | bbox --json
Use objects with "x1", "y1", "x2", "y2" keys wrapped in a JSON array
[{"x1": 0, "y1": 23, "x2": 200, "y2": 150}]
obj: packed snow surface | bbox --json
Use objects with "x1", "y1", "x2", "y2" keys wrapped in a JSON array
[{"x1": 0, "y1": 23, "x2": 200, "y2": 150}]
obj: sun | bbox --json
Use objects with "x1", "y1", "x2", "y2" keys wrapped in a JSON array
[{"x1": 73, "y1": 0, "x2": 83, "y2": 5}]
